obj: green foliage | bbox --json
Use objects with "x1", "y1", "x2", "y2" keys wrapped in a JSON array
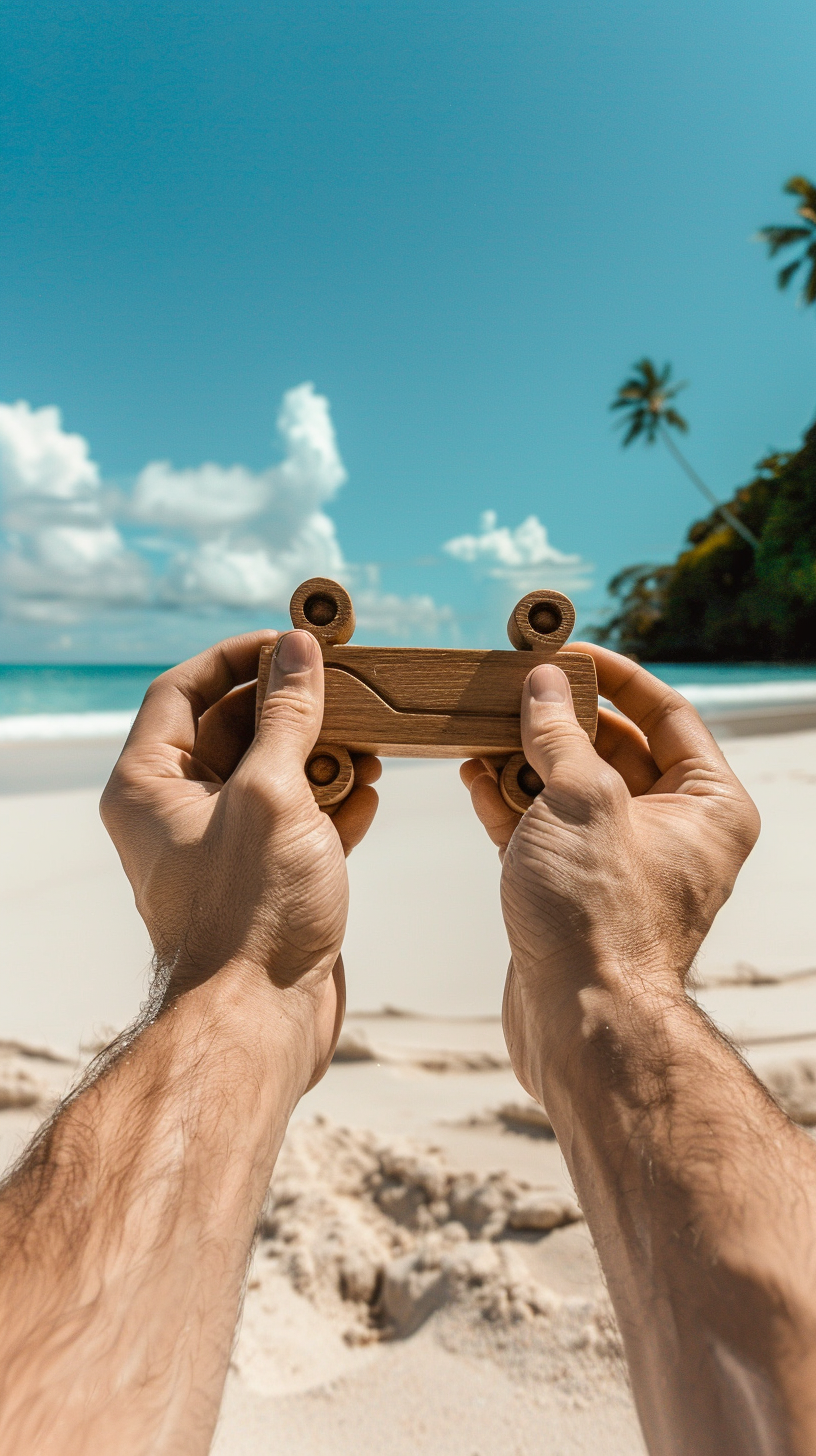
[
  {"x1": 610, "y1": 359, "x2": 688, "y2": 445},
  {"x1": 610, "y1": 357, "x2": 760, "y2": 548},
  {"x1": 756, "y1": 175, "x2": 816, "y2": 307},
  {"x1": 596, "y1": 424, "x2": 816, "y2": 661}
]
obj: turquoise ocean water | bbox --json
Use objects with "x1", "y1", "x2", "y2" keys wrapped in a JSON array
[
  {"x1": 0, "y1": 666, "x2": 171, "y2": 717},
  {"x1": 0, "y1": 661, "x2": 815, "y2": 719}
]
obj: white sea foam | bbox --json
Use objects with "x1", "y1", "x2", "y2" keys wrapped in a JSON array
[
  {"x1": 0, "y1": 680, "x2": 814, "y2": 743},
  {"x1": 0, "y1": 712, "x2": 136, "y2": 743},
  {"x1": 678, "y1": 681, "x2": 816, "y2": 710}
]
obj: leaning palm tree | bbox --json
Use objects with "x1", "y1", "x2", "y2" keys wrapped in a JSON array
[
  {"x1": 611, "y1": 359, "x2": 759, "y2": 549},
  {"x1": 756, "y1": 175, "x2": 816, "y2": 305}
]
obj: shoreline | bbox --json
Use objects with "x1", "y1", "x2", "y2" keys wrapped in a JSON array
[{"x1": 0, "y1": 693, "x2": 815, "y2": 797}]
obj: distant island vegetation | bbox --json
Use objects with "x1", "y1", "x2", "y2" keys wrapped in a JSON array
[{"x1": 597, "y1": 176, "x2": 816, "y2": 662}]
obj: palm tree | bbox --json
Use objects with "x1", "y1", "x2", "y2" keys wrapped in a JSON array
[
  {"x1": 611, "y1": 359, "x2": 759, "y2": 549},
  {"x1": 756, "y1": 175, "x2": 816, "y2": 305}
]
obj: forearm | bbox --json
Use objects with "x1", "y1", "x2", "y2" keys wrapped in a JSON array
[
  {"x1": 0, "y1": 967, "x2": 312, "y2": 1456},
  {"x1": 521, "y1": 966, "x2": 816, "y2": 1456}
]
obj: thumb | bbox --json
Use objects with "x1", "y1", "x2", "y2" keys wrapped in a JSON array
[
  {"x1": 246, "y1": 630, "x2": 324, "y2": 784},
  {"x1": 521, "y1": 663, "x2": 598, "y2": 789}
]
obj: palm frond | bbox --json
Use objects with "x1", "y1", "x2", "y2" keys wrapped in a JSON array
[
  {"x1": 758, "y1": 178, "x2": 816, "y2": 309},
  {"x1": 617, "y1": 406, "x2": 645, "y2": 435},
  {"x1": 621, "y1": 419, "x2": 647, "y2": 447},
  {"x1": 784, "y1": 175, "x2": 816, "y2": 211},
  {"x1": 611, "y1": 357, "x2": 683, "y2": 446},
  {"x1": 777, "y1": 256, "x2": 803, "y2": 290},
  {"x1": 756, "y1": 225, "x2": 811, "y2": 256},
  {"x1": 805, "y1": 242, "x2": 816, "y2": 305},
  {"x1": 613, "y1": 385, "x2": 643, "y2": 406},
  {"x1": 661, "y1": 379, "x2": 687, "y2": 402},
  {"x1": 755, "y1": 451, "x2": 792, "y2": 476},
  {"x1": 617, "y1": 406, "x2": 659, "y2": 446},
  {"x1": 646, "y1": 359, "x2": 666, "y2": 387},
  {"x1": 662, "y1": 408, "x2": 689, "y2": 433},
  {"x1": 613, "y1": 385, "x2": 648, "y2": 409}
]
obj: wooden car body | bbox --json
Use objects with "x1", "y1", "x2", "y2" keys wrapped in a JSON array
[
  {"x1": 309, "y1": 644, "x2": 597, "y2": 758},
  {"x1": 255, "y1": 577, "x2": 598, "y2": 811}
]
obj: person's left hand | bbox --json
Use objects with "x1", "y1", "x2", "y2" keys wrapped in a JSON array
[{"x1": 100, "y1": 628, "x2": 381, "y2": 1088}]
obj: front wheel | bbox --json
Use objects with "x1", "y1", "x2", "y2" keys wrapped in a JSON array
[
  {"x1": 305, "y1": 743, "x2": 355, "y2": 808},
  {"x1": 499, "y1": 753, "x2": 544, "y2": 814}
]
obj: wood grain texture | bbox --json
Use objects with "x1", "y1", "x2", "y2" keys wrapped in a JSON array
[
  {"x1": 499, "y1": 753, "x2": 545, "y2": 813},
  {"x1": 305, "y1": 743, "x2": 355, "y2": 807},
  {"x1": 256, "y1": 642, "x2": 597, "y2": 757},
  {"x1": 506, "y1": 589, "x2": 575, "y2": 652},
  {"x1": 289, "y1": 576, "x2": 356, "y2": 645}
]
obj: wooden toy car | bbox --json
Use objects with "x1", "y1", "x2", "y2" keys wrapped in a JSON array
[{"x1": 255, "y1": 576, "x2": 598, "y2": 814}]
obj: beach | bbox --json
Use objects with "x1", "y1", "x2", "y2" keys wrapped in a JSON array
[{"x1": 1, "y1": 716, "x2": 815, "y2": 1455}]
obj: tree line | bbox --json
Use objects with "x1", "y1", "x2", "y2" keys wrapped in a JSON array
[{"x1": 598, "y1": 176, "x2": 816, "y2": 661}]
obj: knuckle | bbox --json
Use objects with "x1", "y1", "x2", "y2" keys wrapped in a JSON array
[
  {"x1": 98, "y1": 781, "x2": 117, "y2": 828},
  {"x1": 99, "y1": 756, "x2": 148, "y2": 828},
  {"x1": 526, "y1": 720, "x2": 586, "y2": 768},
  {"x1": 740, "y1": 794, "x2": 762, "y2": 850},
  {"x1": 234, "y1": 761, "x2": 312, "y2": 820},
  {"x1": 545, "y1": 757, "x2": 625, "y2": 823},
  {"x1": 724, "y1": 792, "x2": 761, "y2": 863},
  {"x1": 141, "y1": 673, "x2": 172, "y2": 706},
  {"x1": 109, "y1": 757, "x2": 141, "y2": 798},
  {"x1": 99, "y1": 767, "x2": 126, "y2": 823},
  {"x1": 258, "y1": 686, "x2": 317, "y2": 733},
  {"x1": 591, "y1": 760, "x2": 629, "y2": 809},
  {"x1": 643, "y1": 686, "x2": 692, "y2": 730}
]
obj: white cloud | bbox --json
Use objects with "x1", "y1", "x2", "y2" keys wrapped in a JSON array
[
  {"x1": 0, "y1": 386, "x2": 452, "y2": 637},
  {"x1": 131, "y1": 462, "x2": 270, "y2": 533},
  {"x1": 159, "y1": 525, "x2": 341, "y2": 612},
  {"x1": 131, "y1": 383, "x2": 348, "y2": 611},
  {"x1": 443, "y1": 510, "x2": 593, "y2": 594},
  {"x1": 0, "y1": 401, "x2": 99, "y2": 505},
  {"x1": 0, "y1": 401, "x2": 148, "y2": 614},
  {"x1": 130, "y1": 383, "x2": 347, "y2": 542},
  {"x1": 353, "y1": 587, "x2": 454, "y2": 638}
]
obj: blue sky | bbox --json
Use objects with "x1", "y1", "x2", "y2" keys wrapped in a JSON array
[{"x1": 1, "y1": 0, "x2": 814, "y2": 661}]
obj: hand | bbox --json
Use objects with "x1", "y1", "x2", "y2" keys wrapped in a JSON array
[
  {"x1": 460, "y1": 644, "x2": 759, "y2": 1093},
  {"x1": 101, "y1": 628, "x2": 381, "y2": 1085}
]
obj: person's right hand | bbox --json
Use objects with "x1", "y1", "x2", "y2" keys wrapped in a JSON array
[
  {"x1": 460, "y1": 645, "x2": 760, "y2": 1095},
  {"x1": 100, "y1": 628, "x2": 380, "y2": 1089}
]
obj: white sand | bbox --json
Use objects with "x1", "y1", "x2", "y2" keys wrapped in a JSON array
[{"x1": 0, "y1": 726, "x2": 815, "y2": 1455}]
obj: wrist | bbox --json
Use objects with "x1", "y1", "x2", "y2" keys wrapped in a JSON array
[
  {"x1": 506, "y1": 952, "x2": 693, "y2": 1103},
  {"x1": 155, "y1": 956, "x2": 335, "y2": 1106}
]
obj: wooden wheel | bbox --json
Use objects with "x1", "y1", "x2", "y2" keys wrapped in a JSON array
[
  {"x1": 507, "y1": 589, "x2": 575, "y2": 652},
  {"x1": 305, "y1": 743, "x2": 355, "y2": 808},
  {"x1": 290, "y1": 577, "x2": 356, "y2": 645},
  {"x1": 499, "y1": 753, "x2": 544, "y2": 814}
]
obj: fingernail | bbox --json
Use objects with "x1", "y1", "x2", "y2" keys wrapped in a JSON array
[
  {"x1": 529, "y1": 664, "x2": 569, "y2": 704},
  {"x1": 273, "y1": 630, "x2": 315, "y2": 675}
]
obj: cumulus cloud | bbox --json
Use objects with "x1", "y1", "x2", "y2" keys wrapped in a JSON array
[
  {"x1": 132, "y1": 462, "x2": 270, "y2": 533},
  {"x1": 443, "y1": 510, "x2": 593, "y2": 594},
  {"x1": 0, "y1": 401, "x2": 148, "y2": 616},
  {"x1": 0, "y1": 386, "x2": 452, "y2": 636},
  {"x1": 353, "y1": 586, "x2": 454, "y2": 638},
  {"x1": 130, "y1": 383, "x2": 348, "y2": 611},
  {"x1": 0, "y1": 400, "x2": 99, "y2": 506}
]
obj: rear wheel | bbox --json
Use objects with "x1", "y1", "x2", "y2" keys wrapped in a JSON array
[
  {"x1": 290, "y1": 577, "x2": 356, "y2": 645},
  {"x1": 506, "y1": 589, "x2": 574, "y2": 651},
  {"x1": 499, "y1": 753, "x2": 544, "y2": 813},
  {"x1": 305, "y1": 743, "x2": 355, "y2": 808}
]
